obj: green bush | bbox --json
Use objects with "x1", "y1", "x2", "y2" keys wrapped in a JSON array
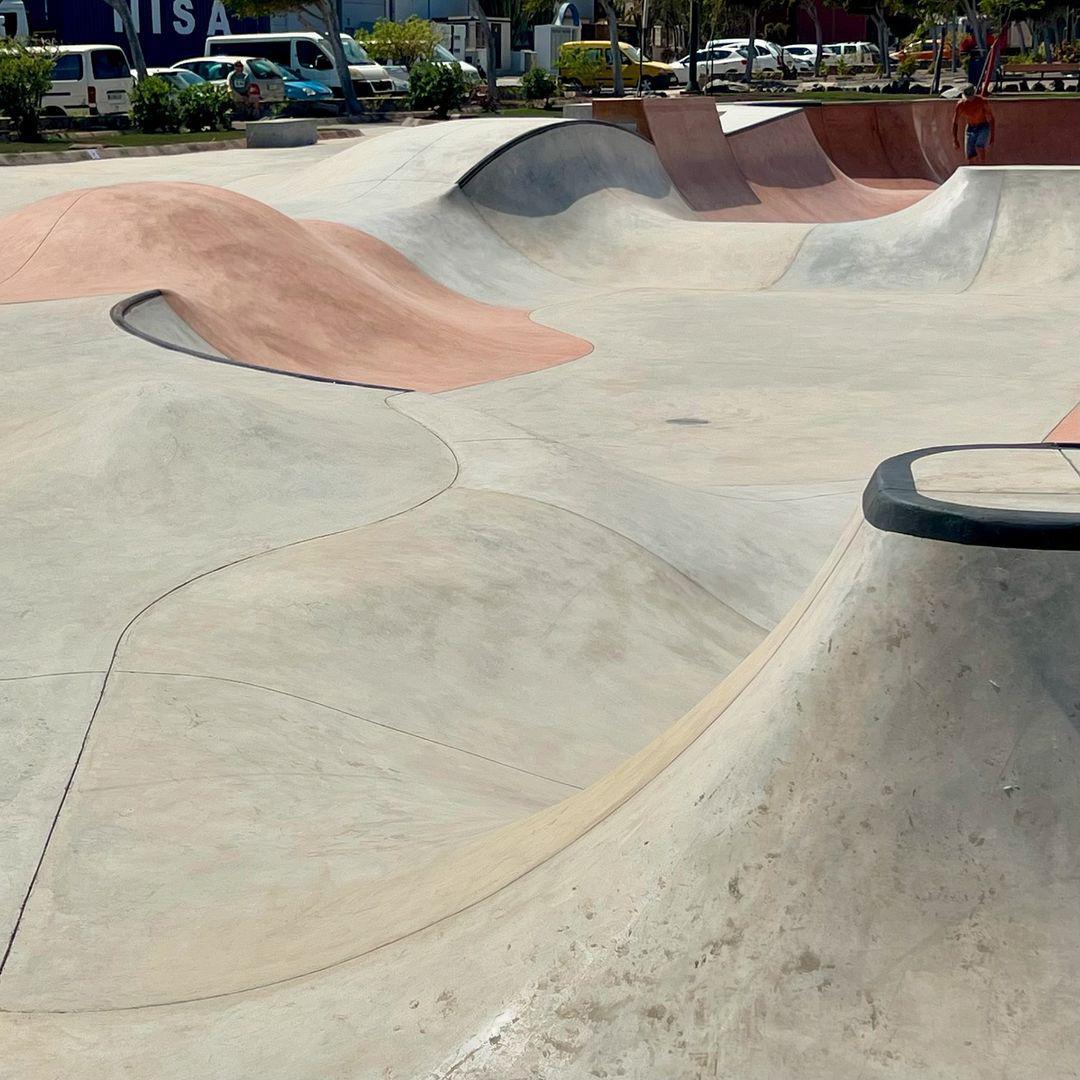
[
  {"x1": 131, "y1": 75, "x2": 183, "y2": 133},
  {"x1": 179, "y1": 81, "x2": 233, "y2": 131},
  {"x1": 521, "y1": 66, "x2": 558, "y2": 106},
  {"x1": 357, "y1": 17, "x2": 441, "y2": 66},
  {"x1": 896, "y1": 54, "x2": 918, "y2": 78},
  {"x1": 0, "y1": 42, "x2": 56, "y2": 141},
  {"x1": 407, "y1": 59, "x2": 468, "y2": 118}
]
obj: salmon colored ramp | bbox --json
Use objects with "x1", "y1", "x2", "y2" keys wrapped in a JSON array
[
  {"x1": 805, "y1": 99, "x2": 1080, "y2": 184},
  {"x1": 594, "y1": 97, "x2": 926, "y2": 221},
  {"x1": 0, "y1": 182, "x2": 589, "y2": 392}
]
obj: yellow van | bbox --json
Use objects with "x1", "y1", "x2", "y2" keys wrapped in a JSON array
[{"x1": 559, "y1": 40, "x2": 679, "y2": 91}]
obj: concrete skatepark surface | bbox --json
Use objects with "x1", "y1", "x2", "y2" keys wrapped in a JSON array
[{"x1": 3, "y1": 98, "x2": 1080, "y2": 1077}]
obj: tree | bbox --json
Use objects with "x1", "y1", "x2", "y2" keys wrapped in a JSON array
[
  {"x1": 464, "y1": 0, "x2": 499, "y2": 106},
  {"x1": 0, "y1": 41, "x2": 56, "y2": 140},
  {"x1": 798, "y1": 0, "x2": 825, "y2": 74},
  {"x1": 407, "y1": 58, "x2": 469, "y2": 116},
  {"x1": 598, "y1": 0, "x2": 626, "y2": 95},
  {"x1": 226, "y1": 0, "x2": 363, "y2": 117},
  {"x1": 356, "y1": 16, "x2": 442, "y2": 65},
  {"x1": 99, "y1": 0, "x2": 147, "y2": 80}
]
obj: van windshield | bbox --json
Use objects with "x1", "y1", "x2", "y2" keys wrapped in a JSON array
[
  {"x1": 622, "y1": 45, "x2": 643, "y2": 63},
  {"x1": 340, "y1": 36, "x2": 372, "y2": 64}
]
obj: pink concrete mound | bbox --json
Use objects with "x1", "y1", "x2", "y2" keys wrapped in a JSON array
[{"x1": 0, "y1": 182, "x2": 590, "y2": 392}]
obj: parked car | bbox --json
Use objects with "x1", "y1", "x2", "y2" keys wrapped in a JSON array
[
  {"x1": 827, "y1": 41, "x2": 882, "y2": 70},
  {"x1": 559, "y1": 40, "x2": 680, "y2": 91},
  {"x1": 891, "y1": 38, "x2": 952, "y2": 66},
  {"x1": 381, "y1": 43, "x2": 480, "y2": 94},
  {"x1": 204, "y1": 31, "x2": 393, "y2": 100},
  {"x1": 669, "y1": 47, "x2": 739, "y2": 85},
  {"x1": 144, "y1": 66, "x2": 206, "y2": 90},
  {"x1": 782, "y1": 44, "x2": 834, "y2": 71},
  {"x1": 0, "y1": 0, "x2": 29, "y2": 38},
  {"x1": 263, "y1": 61, "x2": 336, "y2": 113},
  {"x1": 35, "y1": 44, "x2": 132, "y2": 118},
  {"x1": 174, "y1": 55, "x2": 286, "y2": 105},
  {"x1": 707, "y1": 38, "x2": 783, "y2": 72}
]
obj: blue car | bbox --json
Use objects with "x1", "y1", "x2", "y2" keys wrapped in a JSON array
[{"x1": 264, "y1": 61, "x2": 335, "y2": 114}]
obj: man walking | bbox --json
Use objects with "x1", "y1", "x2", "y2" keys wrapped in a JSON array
[{"x1": 952, "y1": 84, "x2": 995, "y2": 164}]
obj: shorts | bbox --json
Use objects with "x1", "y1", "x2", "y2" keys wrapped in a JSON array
[{"x1": 965, "y1": 122, "x2": 991, "y2": 158}]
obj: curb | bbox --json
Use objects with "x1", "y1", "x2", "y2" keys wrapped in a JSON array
[{"x1": 0, "y1": 127, "x2": 363, "y2": 167}]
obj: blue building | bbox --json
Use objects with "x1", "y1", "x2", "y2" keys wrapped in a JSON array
[{"x1": 22, "y1": 0, "x2": 270, "y2": 66}]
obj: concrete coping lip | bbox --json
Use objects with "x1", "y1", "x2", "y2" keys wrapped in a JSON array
[
  {"x1": 110, "y1": 290, "x2": 413, "y2": 394},
  {"x1": 863, "y1": 442, "x2": 1080, "y2": 549},
  {"x1": 454, "y1": 118, "x2": 649, "y2": 189}
]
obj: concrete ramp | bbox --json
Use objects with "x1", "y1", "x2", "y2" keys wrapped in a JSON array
[
  {"x1": 594, "y1": 97, "x2": 928, "y2": 221},
  {"x1": 460, "y1": 120, "x2": 812, "y2": 291},
  {"x1": 780, "y1": 166, "x2": 1080, "y2": 293}
]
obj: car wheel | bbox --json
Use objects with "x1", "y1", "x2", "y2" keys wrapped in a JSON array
[{"x1": 640, "y1": 76, "x2": 655, "y2": 91}]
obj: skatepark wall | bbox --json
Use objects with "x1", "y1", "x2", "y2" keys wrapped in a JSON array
[{"x1": 804, "y1": 98, "x2": 1080, "y2": 181}]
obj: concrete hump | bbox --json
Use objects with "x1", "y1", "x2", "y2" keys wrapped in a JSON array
[
  {"x1": 0, "y1": 181, "x2": 589, "y2": 391},
  {"x1": 970, "y1": 166, "x2": 1080, "y2": 294},
  {"x1": 777, "y1": 166, "x2": 1003, "y2": 292}
]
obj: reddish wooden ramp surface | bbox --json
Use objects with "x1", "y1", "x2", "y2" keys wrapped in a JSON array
[
  {"x1": 0, "y1": 182, "x2": 589, "y2": 392},
  {"x1": 595, "y1": 97, "x2": 926, "y2": 221},
  {"x1": 806, "y1": 99, "x2": 1080, "y2": 183}
]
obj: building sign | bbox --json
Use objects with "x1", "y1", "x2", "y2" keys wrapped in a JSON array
[{"x1": 24, "y1": 0, "x2": 269, "y2": 66}]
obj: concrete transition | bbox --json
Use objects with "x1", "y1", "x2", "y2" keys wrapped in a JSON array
[{"x1": 2, "y1": 97, "x2": 1080, "y2": 1078}]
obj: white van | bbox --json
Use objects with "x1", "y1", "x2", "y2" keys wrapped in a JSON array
[
  {"x1": 204, "y1": 32, "x2": 392, "y2": 99},
  {"x1": 0, "y1": 0, "x2": 29, "y2": 39},
  {"x1": 827, "y1": 41, "x2": 882, "y2": 70},
  {"x1": 38, "y1": 45, "x2": 133, "y2": 118}
]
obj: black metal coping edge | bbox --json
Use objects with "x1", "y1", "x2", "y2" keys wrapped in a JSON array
[
  {"x1": 110, "y1": 291, "x2": 413, "y2": 394},
  {"x1": 456, "y1": 118, "x2": 651, "y2": 189},
  {"x1": 863, "y1": 442, "x2": 1080, "y2": 550}
]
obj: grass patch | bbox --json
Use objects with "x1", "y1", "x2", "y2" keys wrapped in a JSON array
[
  {"x1": 489, "y1": 105, "x2": 560, "y2": 117},
  {"x1": 1, "y1": 128, "x2": 244, "y2": 154}
]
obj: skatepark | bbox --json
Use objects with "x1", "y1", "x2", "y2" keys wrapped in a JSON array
[{"x1": 3, "y1": 97, "x2": 1080, "y2": 1078}]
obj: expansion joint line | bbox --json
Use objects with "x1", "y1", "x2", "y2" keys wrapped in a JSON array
[{"x1": 0, "y1": 393, "x2": 460, "y2": 979}]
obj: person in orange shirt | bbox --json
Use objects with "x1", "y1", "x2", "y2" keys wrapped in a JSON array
[{"x1": 952, "y1": 84, "x2": 996, "y2": 163}]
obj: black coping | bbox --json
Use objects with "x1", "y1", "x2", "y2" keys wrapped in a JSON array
[{"x1": 863, "y1": 443, "x2": 1080, "y2": 549}]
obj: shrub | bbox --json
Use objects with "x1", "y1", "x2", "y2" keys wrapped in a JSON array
[
  {"x1": 0, "y1": 41, "x2": 56, "y2": 141},
  {"x1": 131, "y1": 75, "x2": 183, "y2": 133},
  {"x1": 407, "y1": 59, "x2": 468, "y2": 118},
  {"x1": 521, "y1": 66, "x2": 558, "y2": 106},
  {"x1": 896, "y1": 54, "x2": 918, "y2": 78},
  {"x1": 179, "y1": 81, "x2": 232, "y2": 131},
  {"x1": 357, "y1": 17, "x2": 442, "y2": 66}
]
